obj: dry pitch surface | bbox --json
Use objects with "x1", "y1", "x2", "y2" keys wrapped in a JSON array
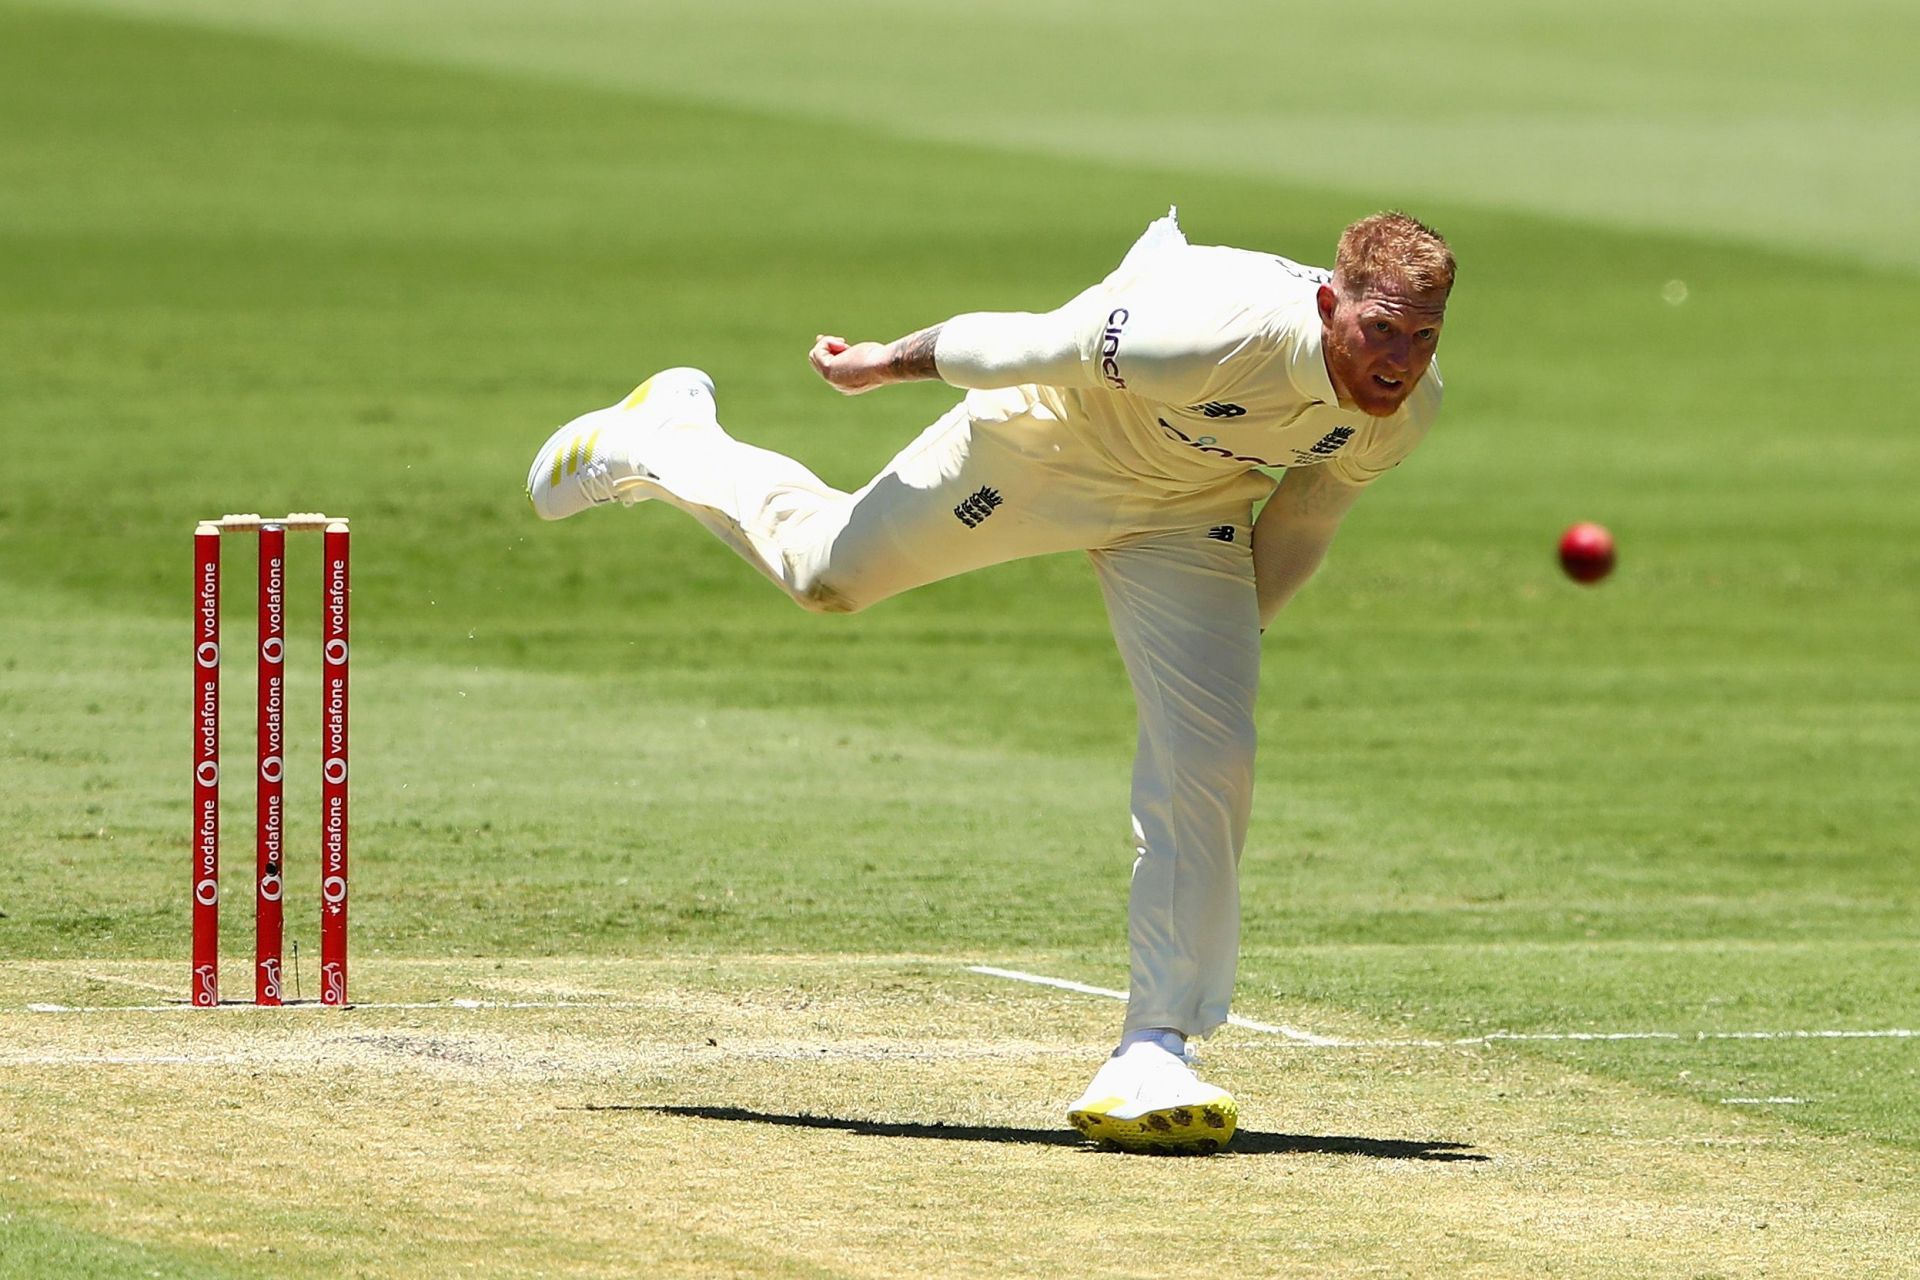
[{"x1": 4, "y1": 958, "x2": 1915, "y2": 1279}]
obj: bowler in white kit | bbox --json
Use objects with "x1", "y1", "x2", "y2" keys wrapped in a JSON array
[{"x1": 527, "y1": 209, "x2": 1454, "y2": 1153}]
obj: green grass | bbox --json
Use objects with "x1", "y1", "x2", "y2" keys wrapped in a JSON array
[
  {"x1": 38, "y1": 0, "x2": 1920, "y2": 269},
  {"x1": 2, "y1": 0, "x2": 1917, "y2": 1274},
  {"x1": 0, "y1": 1207, "x2": 240, "y2": 1280}
]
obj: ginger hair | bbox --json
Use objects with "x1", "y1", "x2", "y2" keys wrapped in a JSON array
[{"x1": 1335, "y1": 212, "x2": 1455, "y2": 300}]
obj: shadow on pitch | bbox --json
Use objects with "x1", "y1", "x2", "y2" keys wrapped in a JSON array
[{"x1": 570, "y1": 1104, "x2": 1489, "y2": 1162}]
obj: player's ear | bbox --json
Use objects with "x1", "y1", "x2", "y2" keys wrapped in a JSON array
[{"x1": 1316, "y1": 283, "x2": 1339, "y2": 326}]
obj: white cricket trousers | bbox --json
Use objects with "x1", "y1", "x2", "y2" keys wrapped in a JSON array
[{"x1": 642, "y1": 390, "x2": 1267, "y2": 1038}]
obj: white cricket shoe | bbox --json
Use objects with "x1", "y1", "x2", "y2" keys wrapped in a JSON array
[
  {"x1": 525, "y1": 367, "x2": 717, "y2": 520},
  {"x1": 1067, "y1": 1036, "x2": 1237, "y2": 1155}
]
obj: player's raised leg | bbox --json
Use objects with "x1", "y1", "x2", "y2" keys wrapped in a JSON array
[{"x1": 528, "y1": 372, "x2": 1103, "y2": 613}]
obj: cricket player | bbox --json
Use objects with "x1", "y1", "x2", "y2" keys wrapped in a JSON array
[{"x1": 526, "y1": 209, "x2": 1452, "y2": 1153}]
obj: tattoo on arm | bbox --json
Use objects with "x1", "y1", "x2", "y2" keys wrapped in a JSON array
[{"x1": 885, "y1": 325, "x2": 943, "y2": 382}]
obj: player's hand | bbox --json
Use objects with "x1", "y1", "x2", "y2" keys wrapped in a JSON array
[{"x1": 809, "y1": 334, "x2": 890, "y2": 395}]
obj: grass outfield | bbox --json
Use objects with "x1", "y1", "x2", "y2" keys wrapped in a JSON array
[{"x1": 3, "y1": 1, "x2": 1917, "y2": 1275}]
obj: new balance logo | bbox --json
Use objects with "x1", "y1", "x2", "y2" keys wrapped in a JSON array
[
  {"x1": 1206, "y1": 526, "x2": 1235, "y2": 543},
  {"x1": 1308, "y1": 426, "x2": 1355, "y2": 456},
  {"x1": 953, "y1": 486, "x2": 1003, "y2": 529},
  {"x1": 1191, "y1": 402, "x2": 1246, "y2": 419}
]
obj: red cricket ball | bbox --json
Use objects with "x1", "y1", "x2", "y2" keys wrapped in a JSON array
[{"x1": 1558, "y1": 522, "x2": 1616, "y2": 584}]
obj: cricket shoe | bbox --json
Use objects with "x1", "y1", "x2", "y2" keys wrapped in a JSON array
[
  {"x1": 525, "y1": 367, "x2": 717, "y2": 520},
  {"x1": 1067, "y1": 1036, "x2": 1237, "y2": 1155}
]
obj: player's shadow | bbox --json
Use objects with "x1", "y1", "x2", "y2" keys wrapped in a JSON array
[{"x1": 574, "y1": 1104, "x2": 1488, "y2": 1162}]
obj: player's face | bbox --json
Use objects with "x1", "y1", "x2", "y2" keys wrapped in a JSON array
[{"x1": 1317, "y1": 281, "x2": 1447, "y2": 418}]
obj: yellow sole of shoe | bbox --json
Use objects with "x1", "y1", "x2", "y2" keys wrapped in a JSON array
[{"x1": 1067, "y1": 1095, "x2": 1237, "y2": 1155}]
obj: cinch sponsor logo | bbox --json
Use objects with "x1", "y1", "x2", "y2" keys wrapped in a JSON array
[
  {"x1": 1100, "y1": 308, "x2": 1129, "y2": 389},
  {"x1": 1156, "y1": 418, "x2": 1282, "y2": 467}
]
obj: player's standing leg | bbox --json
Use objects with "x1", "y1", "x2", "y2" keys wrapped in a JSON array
[{"x1": 1067, "y1": 520, "x2": 1261, "y2": 1153}]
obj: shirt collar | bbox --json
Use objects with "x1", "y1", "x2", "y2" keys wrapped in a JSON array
[{"x1": 1288, "y1": 300, "x2": 1342, "y2": 407}]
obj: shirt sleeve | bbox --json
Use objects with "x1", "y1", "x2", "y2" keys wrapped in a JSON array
[
  {"x1": 1066, "y1": 262, "x2": 1268, "y2": 406},
  {"x1": 933, "y1": 308, "x2": 1089, "y2": 390},
  {"x1": 932, "y1": 255, "x2": 1268, "y2": 404}
]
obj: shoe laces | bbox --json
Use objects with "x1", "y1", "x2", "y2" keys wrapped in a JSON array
[{"x1": 576, "y1": 460, "x2": 615, "y2": 505}]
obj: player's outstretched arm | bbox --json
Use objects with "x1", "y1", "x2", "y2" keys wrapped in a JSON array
[
  {"x1": 809, "y1": 328, "x2": 944, "y2": 396},
  {"x1": 1253, "y1": 464, "x2": 1367, "y2": 631},
  {"x1": 809, "y1": 308, "x2": 1090, "y2": 397}
]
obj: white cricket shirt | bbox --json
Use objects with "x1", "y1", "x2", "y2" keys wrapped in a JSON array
[{"x1": 936, "y1": 211, "x2": 1443, "y2": 497}]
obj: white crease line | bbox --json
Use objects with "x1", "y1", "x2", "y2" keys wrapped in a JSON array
[
  {"x1": 3, "y1": 1055, "x2": 219, "y2": 1066},
  {"x1": 965, "y1": 967, "x2": 1917, "y2": 1049},
  {"x1": 966, "y1": 965, "x2": 1342, "y2": 1045},
  {"x1": 1700, "y1": 1029, "x2": 1914, "y2": 1041},
  {"x1": 10, "y1": 964, "x2": 180, "y2": 997},
  {"x1": 20, "y1": 999, "x2": 657, "y2": 1014},
  {"x1": 1464, "y1": 1029, "x2": 1916, "y2": 1046},
  {"x1": 1721, "y1": 1097, "x2": 1810, "y2": 1105}
]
